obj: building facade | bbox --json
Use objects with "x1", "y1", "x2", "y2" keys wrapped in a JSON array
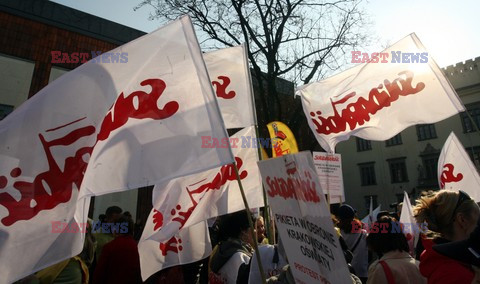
[{"x1": 336, "y1": 57, "x2": 480, "y2": 216}]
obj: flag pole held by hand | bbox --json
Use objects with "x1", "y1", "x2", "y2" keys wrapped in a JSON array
[{"x1": 233, "y1": 162, "x2": 267, "y2": 284}]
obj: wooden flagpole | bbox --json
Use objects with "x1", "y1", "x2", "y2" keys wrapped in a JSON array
[
  {"x1": 233, "y1": 162, "x2": 267, "y2": 284},
  {"x1": 242, "y1": 42, "x2": 273, "y2": 245}
]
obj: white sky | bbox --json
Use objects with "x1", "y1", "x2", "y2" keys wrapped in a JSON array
[{"x1": 51, "y1": 0, "x2": 479, "y2": 68}]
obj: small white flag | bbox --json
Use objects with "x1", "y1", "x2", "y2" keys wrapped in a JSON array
[
  {"x1": 400, "y1": 192, "x2": 420, "y2": 256},
  {"x1": 438, "y1": 132, "x2": 480, "y2": 201}
]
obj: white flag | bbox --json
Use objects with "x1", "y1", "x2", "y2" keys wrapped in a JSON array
[
  {"x1": 438, "y1": 132, "x2": 480, "y2": 201},
  {"x1": 138, "y1": 211, "x2": 211, "y2": 281},
  {"x1": 361, "y1": 205, "x2": 381, "y2": 226},
  {"x1": 296, "y1": 33, "x2": 464, "y2": 153},
  {"x1": 0, "y1": 16, "x2": 233, "y2": 283},
  {"x1": 399, "y1": 192, "x2": 420, "y2": 256},
  {"x1": 148, "y1": 126, "x2": 263, "y2": 242},
  {"x1": 205, "y1": 44, "x2": 256, "y2": 129}
]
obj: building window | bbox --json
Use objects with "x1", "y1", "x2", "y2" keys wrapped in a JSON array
[
  {"x1": 364, "y1": 195, "x2": 378, "y2": 212},
  {"x1": 461, "y1": 103, "x2": 480, "y2": 133},
  {"x1": 356, "y1": 138, "x2": 372, "y2": 152},
  {"x1": 465, "y1": 146, "x2": 480, "y2": 170},
  {"x1": 358, "y1": 162, "x2": 376, "y2": 186},
  {"x1": 0, "y1": 104, "x2": 13, "y2": 120},
  {"x1": 422, "y1": 155, "x2": 439, "y2": 181},
  {"x1": 416, "y1": 124, "x2": 437, "y2": 141},
  {"x1": 387, "y1": 157, "x2": 408, "y2": 183},
  {"x1": 385, "y1": 133, "x2": 403, "y2": 147}
]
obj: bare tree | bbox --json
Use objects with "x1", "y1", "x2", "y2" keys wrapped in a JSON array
[{"x1": 135, "y1": 0, "x2": 369, "y2": 140}]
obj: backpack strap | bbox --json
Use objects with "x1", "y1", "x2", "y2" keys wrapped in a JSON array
[
  {"x1": 379, "y1": 260, "x2": 396, "y2": 284},
  {"x1": 350, "y1": 233, "x2": 363, "y2": 253}
]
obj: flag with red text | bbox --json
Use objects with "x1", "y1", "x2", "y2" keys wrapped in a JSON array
[
  {"x1": 147, "y1": 126, "x2": 263, "y2": 242},
  {"x1": 438, "y1": 132, "x2": 480, "y2": 201},
  {"x1": 138, "y1": 212, "x2": 211, "y2": 281},
  {"x1": 0, "y1": 16, "x2": 233, "y2": 283},
  {"x1": 205, "y1": 44, "x2": 255, "y2": 129},
  {"x1": 296, "y1": 33, "x2": 464, "y2": 153}
]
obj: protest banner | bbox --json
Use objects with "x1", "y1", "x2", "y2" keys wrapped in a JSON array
[
  {"x1": 257, "y1": 152, "x2": 351, "y2": 284},
  {"x1": 312, "y1": 152, "x2": 345, "y2": 204}
]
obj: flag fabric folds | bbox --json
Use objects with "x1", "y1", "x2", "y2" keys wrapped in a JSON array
[
  {"x1": 438, "y1": 132, "x2": 480, "y2": 201},
  {"x1": 204, "y1": 44, "x2": 255, "y2": 129},
  {"x1": 266, "y1": 121, "x2": 299, "y2": 157},
  {"x1": 0, "y1": 16, "x2": 233, "y2": 283},
  {"x1": 147, "y1": 126, "x2": 263, "y2": 242},
  {"x1": 138, "y1": 214, "x2": 212, "y2": 281},
  {"x1": 140, "y1": 126, "x2": 263, "y2": 278},
  {"x1": 296, "y1": 33, "x2": 464, "y2": 153}
]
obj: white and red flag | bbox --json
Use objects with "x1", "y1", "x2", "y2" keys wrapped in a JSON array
[
  {"x1": 438, "y1": 132, "x2": 480, "y2": 201},
  {"x1": 399, "y1": 192, "x2": 419, "y2": 256},
  {"x1": 138, "y1": 212, "x2": 212, "y2": 281},
  {"x1": 0, "y1": 16, "x2": 233, "y2": 283},
  {"x1": 361, "y1": 202, "x2": 380, "y2": 227},
  {"x1": 296, "y1": 33, "x2": 464, "y2": 153},
  {"x1": 147, "y1": 125, "x2": 263, "y2": 243},
  {"x1": 205, "y1": 44, "x2": 255, "y2": 129}
]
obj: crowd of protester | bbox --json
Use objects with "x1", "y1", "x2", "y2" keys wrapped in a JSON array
[{"x1": 14, "y1": 189, "x2": 480, "y2": 283}]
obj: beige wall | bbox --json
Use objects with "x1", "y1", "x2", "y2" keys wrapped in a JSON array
[{"x1": 336, "y1": 57, "x2": 480, "y2": 217}]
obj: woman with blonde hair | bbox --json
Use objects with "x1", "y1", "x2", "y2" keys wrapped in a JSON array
[{"x1": 414, "y1": 189, "x2": 479, "y2": 283}]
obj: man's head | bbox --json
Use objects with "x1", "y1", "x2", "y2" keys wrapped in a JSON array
[
  {"x1": 105, "y1": 206, "x2": 122, "y2": 223},
  {"x1": 256, "y1": 216, "x2": 266, "y2": 242},
  {"x1": 112, "y1": 214, "x2": 134, "y2": 237},
  {"x1": 337, "y1": 204, "x2": 356, "y2": 221}
]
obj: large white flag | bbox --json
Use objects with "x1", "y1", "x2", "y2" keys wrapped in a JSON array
[
  {"x1": 205, "y1": 44, "x2": 255, "y2": 129},
  {"x1": 438, "y1": 132, "x2": 480, "y2": 201},
  {"x1": 0, "y1": 16, "x2": 233, "y2": 283},
  {"x1": 296, "y1": 33, "x2": 464, "y2": 153},
  {"x1": 138, "y1": 211, "x2": 211, "y2": 281},
  {"x1": 148, "y1": 126, "x2": 263, "y2": 242}
]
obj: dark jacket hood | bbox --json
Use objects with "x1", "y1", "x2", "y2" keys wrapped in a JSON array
[{"x1": 210, "y1": 238, "x2": 253, "y2": 273}]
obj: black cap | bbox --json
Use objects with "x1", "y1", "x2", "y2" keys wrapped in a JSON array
[
  {"x1": 337, "y1": 204, "x2": 356, "y2": 220},
  {"x1": 433, "y1": 219, "x2": 480, "y2": 266}
]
